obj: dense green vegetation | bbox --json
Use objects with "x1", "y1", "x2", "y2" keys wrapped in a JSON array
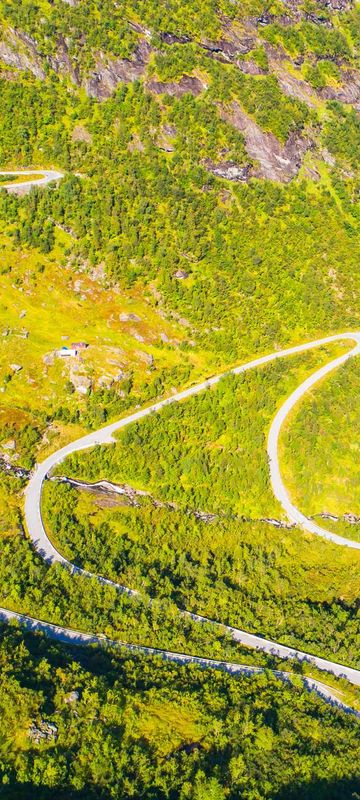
[
  {"x1": 1, "y1": 71, "x2": 360, "y2": 366},
  {"x1": 45, "y1": 346, "x2": 360, "y2": 668},
  {"x1": 0, "y1": 0, "x2": 278, "y2": 64},
  {"x1": 282, "y1": 356, "x2": 360, "y2": 540},
  {"x1": 42, "y1": 479, "x2": 360, "y2": 669},
  {"x1": 262, "y1": 21, "x2": 352, "y2": 61},
  {"x1": 57, "y1": 346, "x2": 347, "y2": 518},
  {"x1": 0, "y1": 533, "x2": 254, "y2": 664},
  {"x1": 2, "y1": 624, "x2": 360, "y2": 800},
  {"x1": 1, "y1": 0, "x2": 360, "y2": 794}
]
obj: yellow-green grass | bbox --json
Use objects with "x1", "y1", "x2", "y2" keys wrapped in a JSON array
[
  {"x1": 2, "y1": 222, "x2": 352, "y2": 463},
  {"x1": 0, "y1": 173, "x2": 44, "y2": 185},
  {"x1": 128, "y1": 698, "x2": 206, "y2": 757},
  {"x1": 0, "y1": 228, "x2": 204, "y2": 431}
]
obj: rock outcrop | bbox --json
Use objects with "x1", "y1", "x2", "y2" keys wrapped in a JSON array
[
  {"x1": 320, "y1": 69, "x2": 360, "y2": 111},
  {"x1": 221, "y1": 102, "x2": 312, "y2": 182},
  {"x1": 146, "y1": 74, "x2": 205, "y2": 97},
  {"x1": 85, "y1": 41, "x2": 151, "y2": 100},
  {"x1": 204, "y1": 160, "x2": 252, "y2": 181},
  {"x1": 0, "y1": 29, "x2": 45, "y2": 79}
]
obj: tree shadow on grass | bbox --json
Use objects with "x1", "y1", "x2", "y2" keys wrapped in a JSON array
[
  {"x1": 0, "y1": 784, "x2": 112, "y2": 800},
  {"x1": 273, "y1": 775, "x2": 360, "y2": 800},
  {"x1": 3, "y1": 776, "x2": 360, "y2": 800}
]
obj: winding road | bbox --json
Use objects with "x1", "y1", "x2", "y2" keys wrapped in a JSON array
[
  {"x1": 3, "y1": 171, "x2": 360, "y2": 714},
  {"x1": 0, "y1": 169, "x2": 63, "y2": 194},
  {"x1": 0, "y1": 605, "x2": 358, "y2": 717},
  {"x1": 22, "y1": 331, "x2": 360, "y2": 690}
]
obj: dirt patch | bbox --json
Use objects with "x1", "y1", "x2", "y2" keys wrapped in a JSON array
[{"x1": 72, "y1": 124, "x2": 92, "y2": 143}]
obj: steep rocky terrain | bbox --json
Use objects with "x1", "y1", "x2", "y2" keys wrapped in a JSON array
[{"x1": 1, "y1": 0, "x2": 360, "y2": 181}]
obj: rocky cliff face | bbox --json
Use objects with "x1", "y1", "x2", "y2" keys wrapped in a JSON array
[
  {"x1": 85, "y1": 40, "x2": 151, "y2": 99},
  {"x1": 0, "y1": 0, "x2": 359, "y2": 183},
  {"x1": 220, "y1": 103, "x2": 314, "y2": 183},
  {"x1": 0, "y1": 28, "x2": 45, "y2": 79}
]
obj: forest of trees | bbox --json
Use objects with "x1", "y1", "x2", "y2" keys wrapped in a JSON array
[
  {"x1": 43, "y1": 346, "x2": 360, "y2": 670},
  {"x1": 282, "y1": 356, "x2": 360, "y2": 540},
  {"x1": 1, "y1": 623, "x2": 360, "y2": 799},
  {"x1": 1, "y1": 0, "x2": 360, "y2": 794}
]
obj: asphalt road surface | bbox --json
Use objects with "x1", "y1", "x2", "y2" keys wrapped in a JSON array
[{"x1": 0, "y1": 169, "x2": 63, "y2": 194}]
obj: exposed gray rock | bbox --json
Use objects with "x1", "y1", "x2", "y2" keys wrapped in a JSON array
[
  {"x1": 258, "y1": 517, "x2": 294, "y2": 528},
  {"x1": 136, "y1": 350, "x2": 154, "y2": 366},
  {"x1": 160, "y1": 32, "x2": 191, "y2": 46},
  {"x1": 157, "y1": 124, "x2": 177, "y2": 151},
  {"x1": 0, "y1": 30, "x2": 45, "y2": 79},
  {"x1": 322, "y1": 0, "x2": 352, "y2": 10},
  {"x1": 204, "y1": 31, "x2": 258, "y2": 60},
  {"x1": 119, "y1": 312, "x2": 141, "y2": 322},
  {"x1": 146, "y1": 74, "x2": 204, "y2": 97},
  {"x1": 53, "y1": 475, "x2": 297, "y2": 528},
  {"x1": 52, "y1": 476, "x2": 149, "y2": 506},
  {"x1": 0, "y1": 457, "x2": 29, "y2": 479},
  {"x1": 238, "y1": 59, "x2": 266, "y2": 76},
  {"x1": 320, "y1": 69, "x2": 360, "y2": 111},
  {"x1": 221, "y1": 102, "x2": 312, "y2": 182},
  {"x1": 173, "y1": 269, "x2": 189, "y2": 279},
  {"x1": 64, "y1": 690, "x2": 80, "y2": 704},
  {"x1": 28, "y1": 720, "x2": 58, "y2": 744},
  {"x1": 322, "y1": 148, "x2": 336, "y2": 166},
  {"x1": 48, "y1": 34, "x2": 80, "y2": 84},
  {"x1": 201, "y1": 38, "x2": 245, "y2": 62},
  {"x1": 132, "y1": 330, "x2": 145, "y2": 343},
  {"x1": 344, "y1": 513, "x2": 360, "y2": 524},
  {"x1": 85, "y1": 41, "x2": 151, "y2": 100},
  {"x1": 204, "y1": 160, "x2": 252, "y2": 182},
  {"x1": 69, "y1": 365, "x2": 92, "y2": 395},
  {"x1": 265, "y1": 46, "x2": 318, "y2": 108},
  {"x1": 312, "y1": 511, "x2": 360, "y2": 524}
]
